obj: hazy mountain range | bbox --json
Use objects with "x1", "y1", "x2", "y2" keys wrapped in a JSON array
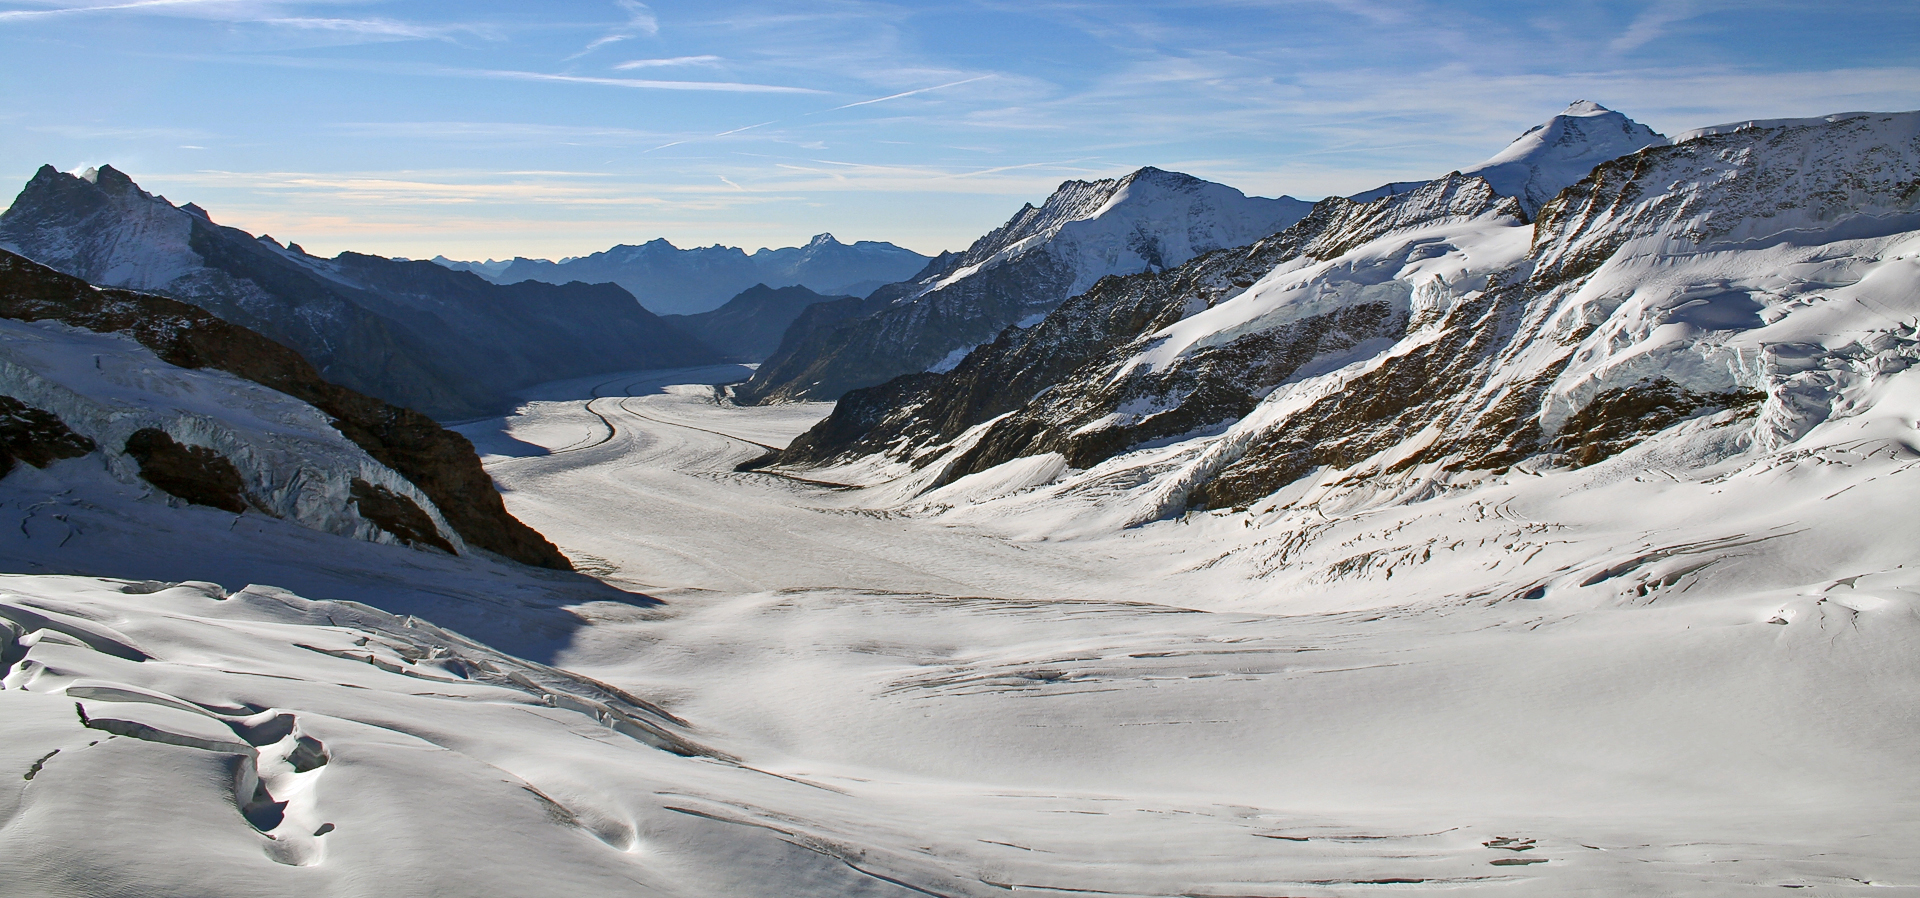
[{"x1": 434, "y1": 232, "x2": 930, "y2": 316}]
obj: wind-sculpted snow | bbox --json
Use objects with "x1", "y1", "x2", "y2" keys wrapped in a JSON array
[
  {"x1": 6, "y1": 106, "x2": 1920, "y2": 897},
  {"x1": 737, "y1": 167, "x2": 1310, "y2": 404}
]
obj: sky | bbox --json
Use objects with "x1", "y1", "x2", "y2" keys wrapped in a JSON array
[{"x1": 2, "y1": 1, "x2": 1917, "y2": 261}]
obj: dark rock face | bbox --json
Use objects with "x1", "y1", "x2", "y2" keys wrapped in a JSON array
[
  {"x1": 488, "y1": 233, "x2": 930, "y2": 316},
  {"x1": 122, "y1": 428, "x2": 254, "y2": 514},
  {"x1": 1186, "y1": 283, "x2": 1548, "y2": 512},
  {"x1": 0, "y1": 165, "x2": 720, "y2": 419},
  {"x1": 731, "y1": 255, "x2": 963, "y2": 405},
  {"x1": 0, "y1": 250, "x2": 571, "y2": 570},
  {"x1": 1553, "y1": 379, "x2": 1765, "y2": 467},
  {"x1": 349, "y1": 478, "x2": 457, "y2": 554},
  {"x1": 0, "y1": 395, "x2": 95, "y2": 478},
  {"x1": 661, "y1": 284, "x2": 851, "y2": 363}
]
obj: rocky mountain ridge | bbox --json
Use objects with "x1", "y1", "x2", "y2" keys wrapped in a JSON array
[
  {"x1": 660, "y1": 283, "x2": 851, "y2": 363},
  {"x1": 0, "y1": 166, "x2": 718, "y2": 420},
  {"x1": 735, "y1": 167, "x2": 1312, "y2": 404},
  {"x1": 760, "y1": 108, "x2": 1920, "y2": 534}
]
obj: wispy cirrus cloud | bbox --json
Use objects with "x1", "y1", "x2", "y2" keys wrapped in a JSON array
[
  {"x1": 0, "y1": 0, "x2": 229, "y2": 21},
  {"x1": 466, "y1": 66, "x2": 819, "y2": 94},
  {"x1": 828, "y1": 76, "x2": 996, "y2": 111},
  {"x1": 614, "y1": 55, "x2": 721, "y2": 69},
  {"x1": 0, "y1": 0, "x2": 491, "y2": 43},
  {"x1": 567, "y1": 0, "x2": 658, "y2": 59}
]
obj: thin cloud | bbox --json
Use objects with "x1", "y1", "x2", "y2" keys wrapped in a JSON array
[
  {"x1": 1610, "y1": 0, "x2": 1706, "y2": 54},
  {"x1": 260, "y1": 17, "x2": 459, "y2": 40},
  {"x1": 614, "y1": 55, "x2": 722, "y2": 69},
  {"x1": 829, "y1": 75, "x2": 994, "y2": 111},
  {"x1": 452, "y1": 67, "x2": 819, "y2": 94},
  {"x1": 0, "y1": 0, "x2": 229, "y2": 20},
  {"x1": 567, "y1": 0, "x2": 658, "y2": 59}
]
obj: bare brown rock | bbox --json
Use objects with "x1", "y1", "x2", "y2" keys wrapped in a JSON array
[
  {"x1": 122, "y1": 428, "x2": 252, "y2": 514},
  {"x1": 0, "y1": 395, "x2": 96, "y2": 478}
]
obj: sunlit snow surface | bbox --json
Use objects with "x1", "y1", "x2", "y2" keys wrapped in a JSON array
[{"x1": 7, "y1": 357, "x2": 1915, "y2": 896}]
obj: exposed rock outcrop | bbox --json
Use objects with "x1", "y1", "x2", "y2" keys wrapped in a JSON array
[
  {"x1": 0, "y1": 249, "x2": 571, "y2": 569},
  {"x1": 123, "y1": 428, "x2": 255, "y2": 514},
  {"x1": 0, "y1": 395, "x2": 95, "y2": 478},
  {"x1": 761, "y1": 109, "x2": 1920, "y2": 528}
]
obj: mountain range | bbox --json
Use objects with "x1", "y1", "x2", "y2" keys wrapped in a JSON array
[
  {"x1": 759, "y1": 104, "x2": 1920, "y2": 537},
  {"x1": 2, "y1": 99, "x2": 1919, "y2": 896},
  {"x1": 436, "y1": 232, "x2": 930, "y2": 316},
  {"x1": 734, "y1": 166, "x2": 1314, "y2": 404},
  {"x1": 0, "y1": 166, "x2": 720, "y2": 420},
  {"x1": 659, "y1": 284, "x2": 851, "y2": 363}
]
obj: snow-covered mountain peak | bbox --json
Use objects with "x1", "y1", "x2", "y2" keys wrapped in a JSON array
[
  {"x1": 931, "y1": 166, "x2": 1311, "y2": 296},
  {"x1": 1465, "y1": 101, "x2": 1668, "y2": 217},
  {"x1": 804, "y1": 232, "x2": 840, "y2": 248}
]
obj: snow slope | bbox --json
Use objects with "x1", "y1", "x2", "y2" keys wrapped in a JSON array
[
  {"x1": 4, "y1": 358, "x2": 1919, "y2": 895},
  {"x1": 927, "y1": 167, "x2": 1313, "y2": 300},
  {"x1": 0, "y1": 316, "x2": 460, "y2": 550}
]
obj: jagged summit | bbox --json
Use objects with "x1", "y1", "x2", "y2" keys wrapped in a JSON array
[{"x1": 1463, "y1": 100, "x2": 1668, "y2": 216}]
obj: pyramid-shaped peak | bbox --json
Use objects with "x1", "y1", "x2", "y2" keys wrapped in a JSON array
[
  {"x1": 1465, "y1": 103, "x2": 1668, "y2": 216},
  {"x1": 805, "y1": 232, "x2": 841, "y2": 248}
]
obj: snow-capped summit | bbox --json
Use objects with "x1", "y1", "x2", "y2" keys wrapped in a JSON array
[
  {"x1": 931, "y1": 166, "x2": 1310, "y2": 298},
  {"x1": 1463, "y1": 100, "x2": 1668, "y2": 216},
  {"x1": 737, "y1": 167, "x2": 1311, "y2": 403}
]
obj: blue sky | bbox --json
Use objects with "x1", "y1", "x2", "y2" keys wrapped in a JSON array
[{"x1": 3, "y1": 1, "x2": 1917, "y2": 260}]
